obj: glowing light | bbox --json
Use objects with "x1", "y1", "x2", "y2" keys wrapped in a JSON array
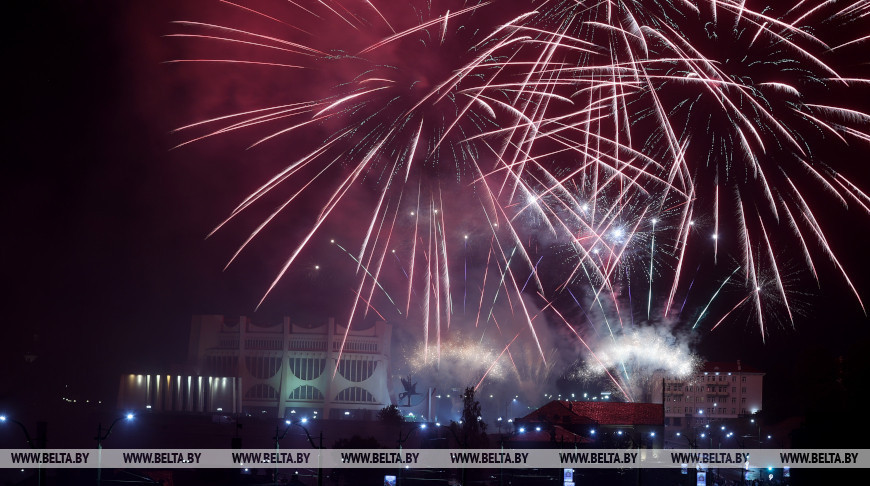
[{"x1": 171, "y1": 0, "x2": 870, "y2": 402}]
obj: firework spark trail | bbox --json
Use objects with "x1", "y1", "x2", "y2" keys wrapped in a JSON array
[
  {"x1": 647, "y1": 218, "x2": 656, "y2": 320},
  {"x1": 520, "y1": 256, "x2": 543, "y2": 292},
  {"x1": 758, "y1": 217, "x2": 794, "y2": 325},
  {"x1": 663, "y1": 200, "x2": 694, "y2": 317},
  {"x1": 391, "y1": 249, "x2": 409, "y2": 280},
  {"x1": 475, "y1": 332, "x2": 521, "y2": 390},
  {"x1": 733, "y1": 194, "x2": 764, "y2": 340},
  {"x1": 174, "y1": 0, "x2": 870, "y2": 390},
  {"x1": 463, "y1": 235, "x2": 468, "y2": 314},
  {"x1": 693, "y1": 265, "x2": 742, "y2": 329},
  {"x1": 432, "y1": 201, "x2": 443, "y2": 363},
  {"x1": 359, "y1": 2, "x2": 492, "y2": 55},
  {"x1": 218, "y1": 152, "x2": 341, "y2": 270},
  {"x1": 361, "y1": 193, "x2": 404, "y2": 318},
  {"x1": 350, "y1": 287, "x2": 387, "y2": 322},
  {"x1": 710, "y1": 294, "x2": 752, "y2": 331},
  {"x1": 548, "y1": 304, "x2": 633, "y2": 401},
  {"x1": 678, "y1": 264, "x2": 702, "y2": 316},
  {"x1": 473, "y1": 246, "x2": 494, "y2": 329},
  {"x1": 436, "y1": 189, "x2": 453, "y2": 328},
  {"x1": 356, "y1": 177, "x2": 390, "y2": 273},
  {"x1": 584, "y1": 204, "x2": 649, "y2": 308},
  {"x1": 330, "y1": 241, "x2": 401, "y2": 315},
  {"x1": 406, "y1": 188, "x2": 421, "y2": 315},
  {"x1": 486, "y1": 246, "x2": 517, "y2": 324}
]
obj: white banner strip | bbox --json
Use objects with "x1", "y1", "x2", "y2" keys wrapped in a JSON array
[{"x1": 1, "y1": 449, "x2": 867, "y2": 469}]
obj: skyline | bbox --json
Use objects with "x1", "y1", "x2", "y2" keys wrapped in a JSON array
[{"x1": 2, "y1": 0, "x2": 870, "y2": 431}]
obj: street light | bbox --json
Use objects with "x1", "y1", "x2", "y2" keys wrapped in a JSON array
[
  {"x1": 397, "y1": 424, "x2": 428, "y2": 485},
  {"x1": 0, "y1": 415, "x2": 35, "y2": 448},
  {"x1": 96, "y1": 414, "x2": 134, "y2": 486},
  {"x1": 1, "y1": 416, "x2": 44, "y2": 486},
  {"x1": 277, "y1": 419, "x2": 323, "y2": 486}
]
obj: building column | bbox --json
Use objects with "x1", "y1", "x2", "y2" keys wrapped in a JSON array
[
  {"x1": 276, "y1": 317, "x2": 291, "y2": 419},
  {"x1": 323, "y1": 318, "x2": 336, "y2": 419}
]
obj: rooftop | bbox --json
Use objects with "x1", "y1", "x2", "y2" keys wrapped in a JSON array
[
  {"x1": 519, "y1": 400, "x2": 663, "y2": 426},
  {"x1": 701, "y1": 361, "x2": 764, "y2": 374}
]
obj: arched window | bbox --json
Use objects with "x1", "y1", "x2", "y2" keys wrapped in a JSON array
[
  {"x1": 336, "y1": 359, "x2": 377, "y2": 382},
  {"x1": 334, "y1": 386, "x2": 377, "y2": 403},
  {"x1": 289, "y1": 357, "x2": 326, "y2": 381},
  {"x1": 244, "y1": 356, "x2": 282, "y2": 379},
  {"x1": 288, "y1": 385, "x2": 324, "y2": 401}
]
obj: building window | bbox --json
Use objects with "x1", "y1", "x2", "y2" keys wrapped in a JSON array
[
  {"x1": 245, "y1": 356, "x2": 282, "y2": 379},
  {"x1": 245, "y1": 384, "x2": 278, "y2": 400},
  {"x1": 742, "y1": 387, "x2": 747, "y2": 393},
  {"x1": 732, "y1": 387, "x2": 736, "y2": 392},
  {"x1": 337, "y1": 358, "x2": 378, "y2": 382},
  {"x1": 741, "y1": 398, "x2": 746, "y2": 404},
  {"x1": 334, "y1": 386, "x2": 377, "y2": 403},
  {"x1": 731, "y1": 398, "x2": 736, "y2": 404},
  {"x1": 288, "y1": 385, "x2": 324, "y2": 401},
  {"x1": 732, "y1": 408, "x2": 736, "y2": 414},
  {"x1": 206, "y1": 355, "x2": 239, "y2": 376},
  {"x1": 741, "y1": 376, "x2": 746, "y2": 382},
  {"x1": 289, "y1": 357, "x2": 326, "y2": 381}
]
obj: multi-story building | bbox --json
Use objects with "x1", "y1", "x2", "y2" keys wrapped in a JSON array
[
  {"x1": 185, "y1": 315, "x2": 392, "y2": 420},
  {"x1": 653, "y1": 361, "x2": 764, "y2": 445}
]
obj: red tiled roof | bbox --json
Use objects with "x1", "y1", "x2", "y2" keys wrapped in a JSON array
[{"x1": 520, "y1": 400, "x2": 663, "y2": 426}]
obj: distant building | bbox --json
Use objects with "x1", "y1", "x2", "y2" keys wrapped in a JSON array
[
  {"x1": 652, "y1": 360, "x2": 764, "y2": 446},
  {"x1": 187, "y1": 315, "x2": 392, "y2": 420}
]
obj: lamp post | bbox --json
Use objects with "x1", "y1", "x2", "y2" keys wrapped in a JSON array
[
  {"x1": 1, "y1": 415, "x2": 44, "y2": 486},
  {"x1": 397, "y1": 423, "x2": 426, "y2": 486},
  {"x1": 95, "y1": 413, "x2": 134, "y2": 486},
  {"x1": 277, "y1": 419, "x2": 323, "y2": 486},
  {"x1": 0, "y1": 415, "x2": 36, "y2": 448}
]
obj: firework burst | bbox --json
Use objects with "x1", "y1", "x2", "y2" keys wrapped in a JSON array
[{"x1": 171, "y1": 0, "x2": 870, "y2": 399}]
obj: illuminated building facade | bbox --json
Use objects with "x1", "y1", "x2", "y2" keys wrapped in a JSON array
[
  {"x1": 653, "y1": 361, "x2": 764, "y2": 446},
  {"x1": 187, "y1": 315, "x2": 392, "y2": 420},
  {"x1": 117, "y1": 374, "x2": 242, "y2": 414}
]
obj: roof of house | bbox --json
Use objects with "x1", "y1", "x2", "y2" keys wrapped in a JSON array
[
  {"x1": 701, "y1": 361, "x2": 764, "y2": 374},
  {"x1": 519, "y1": 400, "x2": 663, "y2": 426}
]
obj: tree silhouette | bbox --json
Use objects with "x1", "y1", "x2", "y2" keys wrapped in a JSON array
[
  {"x1": 449, "y1": 386, "x2": 488, "y2": 448},
  {"x1": 377, "y1": 404, "x2": 404, "y2": 425}
]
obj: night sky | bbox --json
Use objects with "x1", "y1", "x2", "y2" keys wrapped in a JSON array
[{"x1": 2, "y1": 0, "x2": 869, "y2": 434}]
